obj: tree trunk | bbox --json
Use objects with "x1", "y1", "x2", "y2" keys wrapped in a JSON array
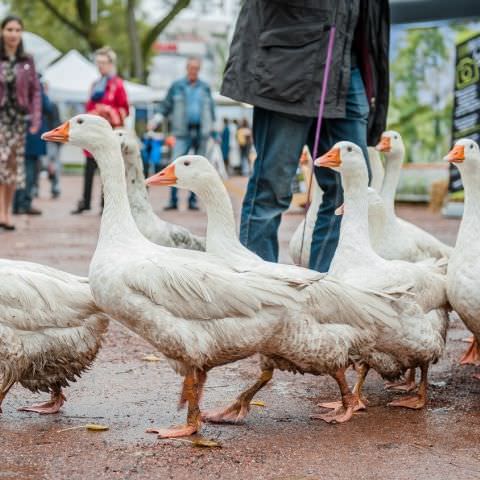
[
  {"x1": 141, "y1": 0, "x2": 192, "y2": 79},
  {"x1": 126, "y1": 0, "x2": 144, "y2": 80}
]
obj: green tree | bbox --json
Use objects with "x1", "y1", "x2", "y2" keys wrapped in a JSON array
[
  {"x1": 388, "y1": 27, "x2": 451, "y2": 163},
  {"x1": 4, "y1": 0, "x2": 190, "y2": 81}
]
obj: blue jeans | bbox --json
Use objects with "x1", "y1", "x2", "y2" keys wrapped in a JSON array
[
  {"x1": 240, "y1": 68, "x2": 370, "y2": 272},
  {"x1": 14, "y1": 155, "x2": 39, "y2": 212},
  {"x1": 168, "y1": 127, "x2": 207, "y2": 208}
]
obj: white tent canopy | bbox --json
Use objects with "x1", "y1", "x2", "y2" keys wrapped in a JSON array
[
  {"x1": 43, "y1": 50, "x2": 163, "y2": 104},
  {"x1": 23, "y1": 32, "x2": 62, "y2": 73}
]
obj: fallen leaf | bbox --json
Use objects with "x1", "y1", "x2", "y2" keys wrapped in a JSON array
[
  {"x1": 56, "y1": 423, "x2": 109, "y2": 433},
  {"x1": 143, "y1": 354, "x2": 161, "y2": 362},
  {"x1": 168, "y1": 437, "x2": 222, "y2": 448},
  {"x1": 250, "y1": 400, "x2": 266, "y2": 407},
  {"x1": 191, "y1": 438, "x2": 222, "y2": 448},
  {"x1": 86, "y1": 423, "x2": 109, "y2": 431}
]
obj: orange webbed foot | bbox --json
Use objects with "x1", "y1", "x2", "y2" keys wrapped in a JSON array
[
  {"x1": 202, "y1": 400, "x2": 249, "y2": 424},
  {"x1": 388, "y1": 395, "x2": 426, "y2": 409},
  {"x1": 146, "y1": 424, "x2": 198, "y2": 438}
]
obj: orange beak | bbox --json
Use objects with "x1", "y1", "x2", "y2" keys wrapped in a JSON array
[
  {"x1": 445, "y1": 145, "x2": 465, "y2": 163},
  {"x1": 376, "y1": 135, "x2": 391, "y2": 152},
  {"x1": 145, "y1": 163, "x2": 177, "y2": 187},
  {"x1": 315, "y1": 147, "x2": 341, "y2": 168},
  {"x1": 42, "y1": 121, "x2": 70, "y2": 143}
]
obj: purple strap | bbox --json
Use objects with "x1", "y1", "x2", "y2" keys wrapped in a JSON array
[{"x1": 298, "y1": 25, "x2": 336, "y2": 264}]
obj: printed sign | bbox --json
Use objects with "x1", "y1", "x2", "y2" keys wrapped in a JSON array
[{"x1": 450, "y1": 32, "x2": 480, "y2": 193}]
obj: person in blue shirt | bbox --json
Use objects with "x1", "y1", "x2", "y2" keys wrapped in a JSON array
[
  {"x1": 151, "y1": 57, "x2": 216, "y2": 210},
  {"x1": 221, "y1": 118, "x2": 230, "y2": 166},
  {"x1": 13, "y1": 78, "x2": 51, "y2": 215}
]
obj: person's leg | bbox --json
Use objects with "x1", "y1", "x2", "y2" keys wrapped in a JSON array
[
  {"x1": 23, "y1": 155, "x2": 39, "y2": 212},
  {"x1": 83, "y1": 156, "x2": 96, "y2": 209},
  {"x1": 50, "y1": 144, "x2": 61, "y2": 198},
  {"x1": 308, "y1": 68, "x2": 370, "y2": 272},
  {"x1": 240, "y1": 107, "x2": 313, "y2": 262},
  {"x1": 165, "y1": 137, "x2": 191, "y2": 209},
  {"x1": 188, "y1": 134, "x2": 208, "y2": 210},
  {"x1": 240, "y1": 146, "x2": 249, "y2": 176},
  {"x1": 4, "y1": 183, "x2": 16, "y2": 226}
]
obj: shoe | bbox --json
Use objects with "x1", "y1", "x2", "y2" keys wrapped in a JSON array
[
  {"x1": 163, "y1": 204, "x2": 178, "y2": 211},
  {"x1": 0, "y1": 223, "x2": 15, "y2": 231},
  {"x1": 25, "y1": 207, "x2": 42, "y2": 215},
  {"x1": 71, "y1": 201, "x2": 91, "y2": 214},
  {"x1": 188, "y1": 204, "x2": 199, "y2": 211},
  {"x1": 71, "y1": 206, "x2": 90, "y2": 214},
  {"x1": 51, "y1": 192, "x2": 60, "y2": 199}
]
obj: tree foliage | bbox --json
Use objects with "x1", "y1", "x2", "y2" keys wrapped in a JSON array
[
  {"x1": 388, "y1": 27, "x2": 452, "y2": 163},
  {"x1": 4, "y1": 0, "x2": 190, "y2": 81}
]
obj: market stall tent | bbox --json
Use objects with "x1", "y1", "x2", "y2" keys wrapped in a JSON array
[{"x1": 43, "y1": 50, "x2": 163, "y2": 104}]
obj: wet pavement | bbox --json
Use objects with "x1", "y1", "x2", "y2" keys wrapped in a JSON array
[{"x1": 1, "y1": 174, "x2": 479, "y2": 480}]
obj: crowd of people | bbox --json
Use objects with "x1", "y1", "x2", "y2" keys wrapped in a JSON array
[
  {"x1": 1, "y1": 1, "x2": 390, "y2": 277},
  {"x1": 0, "y1": 15, "x2": 255, "y2": 228},
  {"x1": 0, "y1": 15, "x2": 62, "y2": 230}
]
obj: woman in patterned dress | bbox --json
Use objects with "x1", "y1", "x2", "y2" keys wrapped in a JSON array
[{"x1": 0, "y1": 15, "x2": 41, "y2": 231}]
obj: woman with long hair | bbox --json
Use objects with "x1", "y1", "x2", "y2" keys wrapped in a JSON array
[{"x1": 0, "y1": 15, "x2": 41, "y2": 231}]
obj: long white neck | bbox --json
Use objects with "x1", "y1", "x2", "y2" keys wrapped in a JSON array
[
  {"x1": 91, "y1": 142, "x2": 144, "y2": 245},
  {"x1": 456, "y1": 165, "x2": 480, "y2": 249},
  {"x1": 190, "y1": 175, "x2": 255, "y2": 258},
  {"x1": 305, "y1": 173, "x2": 324, "y2": 228},
  {"x1": 125, "y1": 154, "x2": 157, "y2": 221},
  {"x1": 381, "y1": 150, "x2": 403, "y2": 218},
  {"x1": 331, "y1": 169, "x2": 378, "y2": 271},
  {"x1": 368, "y1": 147, "x2": 384, "y2": 192}
]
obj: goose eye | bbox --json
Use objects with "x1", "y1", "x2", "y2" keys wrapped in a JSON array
[
  {"x1": 470, "y1": 144, "x2": 474, "y2": 149},
  {"x1": 347, "y1": 146, "x2": 352, "y2": 152},
  {"x1": 394, "y1": 135, "x2": 398, "y2": 139},
  {"x1": 184, "y1": 161, "x2": 191, "y2": 166},
  {"x1": 77, "y1": 118, "x2": 84, "y2": 124}
]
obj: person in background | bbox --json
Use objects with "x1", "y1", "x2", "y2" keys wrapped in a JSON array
[
  {"x1": 221, "y1": 118, "x2": 230, "y2": 167},
  {"x1": 222, "y1": 1, "x2": 390, "y2": 271},
  {"x1": 0, "y1": 15, "x2": 40, "y2": 231},
  {"x1": 44, "y1": 83, "x2": 61, "y2": 198},
  {"x1": 72, "y1": 46, "x2": 129, "y2": 214},
  {"x1": 13, "y1": 77, "x2": 51, "y2": 215},
  {"x1": 151, "y1": 57, "x2": 216, "y2": 211},
  {"x1": 236, "y1": 118, "x2": 252, "y2": 176}
]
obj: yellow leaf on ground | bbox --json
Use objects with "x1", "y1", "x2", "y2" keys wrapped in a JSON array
[
  {"x1": 86, "y1": 423, "x2": 109, "y2": 431},
  {"x1": 191, "y1": 438, "x2": 222, "y2": 448},
  {"x1": 250, "y1": 400, "x2": 266, "y2": 407},
  {"x1": 143, "y1": 354, "x2": 161, "y2": 362}
]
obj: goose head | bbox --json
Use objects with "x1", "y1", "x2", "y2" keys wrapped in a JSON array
[
  {"x1": 375, "y1": 130, "x2": 405, "y2": 160},
  {"x1": 315, "y1": 141, "x2": 368, "y2": 186},
  {"x1": 42, "y1": 114, "x2": 118, "y2": 167},
  {"x1": 146, "y1": 155, "x2": 217, "y2": 194},
  {"x1": 115, "y1": 129, "x2": 141, "y2": 166},
  {"x1": 445, "y1": 139, "x2": 480, "y2": 177}
]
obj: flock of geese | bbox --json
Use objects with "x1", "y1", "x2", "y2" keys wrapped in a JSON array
[{"x1": 0, "y1": 114, "x2": 478, "y2": 439}]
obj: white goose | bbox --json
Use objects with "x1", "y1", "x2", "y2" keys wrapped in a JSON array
[
  {"x1": 0, "y1": 259, "x2": 109, "y2": 414},
  {"x1": 368, "y1": 146, "x2": 385, "y2": 193},
  {"x1": 146, "y1": 154, "x2": 407, "y2": 423},
  {"x1": 289, "y1": 147, "x2": 323, "y2": 267},
  {"x1": 374, "y1": 131, "x2": 452, "y2": 261},
  {"x1": 43, "y1": 114, "x2": 401, "y2": 436},
  {"x1": 114, "y1": 130, "x2": 205, "y2": 251},
  {"x1": 445, "y1": 139, "x2": 480, "y2": 376},
  {"x1": 316, "y1": 142, "x2": 449, "y2": 409},
  {"x1": 289, "y1": 147, "x2": 384, "y2": 268}
]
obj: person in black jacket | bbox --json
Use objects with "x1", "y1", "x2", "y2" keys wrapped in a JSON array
[{"x1": 221, "y1": 0, "x2": 390, "y2": 272}]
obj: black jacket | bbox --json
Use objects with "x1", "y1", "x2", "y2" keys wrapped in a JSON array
[{"x1": 221, "y1": 0, "x2": 390, "y2": 144}]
